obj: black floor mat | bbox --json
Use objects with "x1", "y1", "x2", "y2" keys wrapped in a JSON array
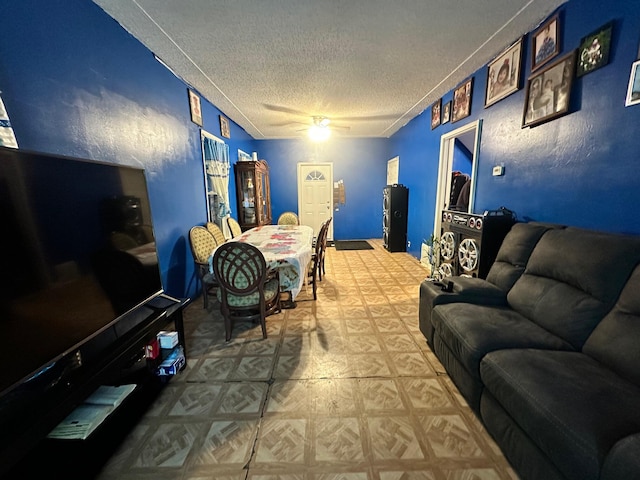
[{"x1": 334, "y1": 240, "x2": 373, "y2": 251}]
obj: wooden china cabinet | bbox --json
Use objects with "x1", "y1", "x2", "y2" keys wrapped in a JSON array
[{"x1": 234, "y1": 159, "x2": 272, "y2": 230}]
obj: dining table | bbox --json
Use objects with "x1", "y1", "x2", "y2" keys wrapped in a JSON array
[{"x1": 225, "y1": 224, "x2": 314, "y2": 307}]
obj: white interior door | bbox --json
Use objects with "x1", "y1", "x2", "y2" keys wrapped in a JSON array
[{"x1": 297, "y1": 163, "x2": 333, "y2": 240}]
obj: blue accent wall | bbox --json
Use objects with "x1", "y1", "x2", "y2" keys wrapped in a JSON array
[
  {"x1": 0, "y1": 0, "x2": 639, "y2": 293},
  {"x1": 394, "y1": 1, "x2": 640, "y2": 258},
  {"x1": 0, "y1": 0, "x2": 256, "y2": 299},
  {"x1": 256, "y1": 138, "x2": 392, "y2": 240}
]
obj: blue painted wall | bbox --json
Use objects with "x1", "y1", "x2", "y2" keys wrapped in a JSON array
[
  {"x1": 0, "y1": 0, "x2": 638, "y2": 294},
  {"x1": 256, "y1": 137, "x2": 392, "y2": 240},
  {"x1": 394, "y1": 1, "x2": 640, "y2": 258},
  {"x1": 0, "y1": 0, "x2": 256, "y2": 299}
]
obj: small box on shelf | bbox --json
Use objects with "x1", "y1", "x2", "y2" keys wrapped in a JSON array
[
  {"x1": 145, "y1": 337, "x2": 160, "y2": 360},
  {"x1": 156, "y1": 346, "x2": 185, "y2": 376},
  {"x1": 157, "y1": 331, "x2": 179, "y2": 349}
]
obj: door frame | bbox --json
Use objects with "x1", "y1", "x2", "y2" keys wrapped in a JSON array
[
  {"x1": 433, "y1": 119, "x2": 482, "y2": 237},
  {"x1": 297, "y1": 162, "x2": 334, "y2": 241}
]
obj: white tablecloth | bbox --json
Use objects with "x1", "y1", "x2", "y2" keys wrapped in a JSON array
[{"x1": 229, "y1": 225, "x2": 314, "y2": 300}]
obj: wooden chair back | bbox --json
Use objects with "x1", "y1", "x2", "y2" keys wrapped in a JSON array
[{"x1": 211, "y1": 241, "x2": 280, "y2": 340}]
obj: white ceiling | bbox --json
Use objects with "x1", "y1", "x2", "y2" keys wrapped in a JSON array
[{"x1": 93, "y1": 0, "x2": 565, "y2": 139}]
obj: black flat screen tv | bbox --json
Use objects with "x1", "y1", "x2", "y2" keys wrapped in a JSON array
[{"x1": 0, "y1": 146, "x2": 163, "y2": 412}]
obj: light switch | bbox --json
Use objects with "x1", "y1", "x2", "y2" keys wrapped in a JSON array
[{"x1": 492, "y1": 165, "x2": 504, "y2": 176}]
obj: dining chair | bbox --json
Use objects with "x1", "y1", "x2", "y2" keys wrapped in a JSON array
[
  {"x1": 188, "y1": 226, "x2": 218, "y2": 308},
  {"x1": 211, "y1": 241, "x2": 281, "y2": 341},
  {"x1": 277, "y1": 211, "x2": 299, "y2": 225},
  {"x1": 319, "y1": 217, "x2": 332, "y2": 280},
  {"x1": 206, "y1": 221, "x2": 226, "y2": 245},
  {"x1": 227, "y1": 217, "x2": 243, "y2": 238},
  {"x1": 307, "y1": 219, "x2": 330, "y2": 300}
]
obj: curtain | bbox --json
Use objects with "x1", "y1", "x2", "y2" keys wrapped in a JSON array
[{"x1": 203, "y1": 136, "x2": 231, "y2": 236}]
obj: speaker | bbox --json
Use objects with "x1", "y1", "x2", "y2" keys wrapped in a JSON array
[
  {"x1": 383, "y1": 185, "x2": 408, "y2": 252},
  {"x1": 439, "y1": 208, "x2": 515, "y2": 279}
]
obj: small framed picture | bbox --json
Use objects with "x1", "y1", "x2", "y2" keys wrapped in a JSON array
[
  {"x1": 625, "y1": 60, "x2": 640, "y2": 107},
  {"x1": 238, "y1": 149, "x2": 251, "y2": 162},
  {"x1": 523, "y1": 50, "x2": 576, "y2": 128},
  {"x1": 452, "y1": 78, "x2": 473, "y2": 123},
  {"x1": 188, "y1": 89, "x2": 203, "y2": 126},
  {"x1": 219, "y1": 115, "x2": 230, "y2": 138},
  {"x1": 531, "y1": 14, "x2": 560, "y2": 72},
  {"x1": 442, "y1": 101, "x2": 451, "y2": 124},
  {"x1": 576, "y1": 21, "x2": 613, "y2": 77},
  {"x1": 430, "y1": 98, "x2": 442, "y2": 129},
  {"x1": 485, "y1": 37, "x2": 523, "y2": 108}
]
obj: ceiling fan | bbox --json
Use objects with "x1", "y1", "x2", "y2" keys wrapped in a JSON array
[
  {"x1": 304, "y1": 116, "x2": 346, "y2": 141},
  {"x1": 263, "y1": 103, "x2": 400, "y2": 122},
  {"x1": 263, "y1": 103, "x2": 401, "y2": 140}
]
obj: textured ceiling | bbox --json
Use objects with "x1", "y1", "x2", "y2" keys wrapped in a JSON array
[{"x1": 93, "y1": 0, "x2": 565, "y2": 139}]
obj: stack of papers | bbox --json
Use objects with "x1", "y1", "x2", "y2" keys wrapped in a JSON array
[
  {"x1": 85, "y1": 384, "x2": 136, "y2": 408},
  {"x1": 47, "y1": 384, "x2": 136, "y2": 440}
]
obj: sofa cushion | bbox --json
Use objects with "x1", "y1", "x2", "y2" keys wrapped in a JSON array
[
  {"x1": 419, "y1": 276, "x2": 507, "y2": 346},
  {"x1": 485, "y1": 222, "x2": 555, "y2": 291},
  {"x1": 507, "y1": 227, "x2": 640, "y2": 348},
  {"x1": 431, "y1": 302, "x2": 572, "y2": 380},
  {"x1": 480, "y1": 349, "x2": 640, "y2": 480},
  {"x1": 432, "y1": 332, "x2": 485, "y2": 410},
  {"x1": 480, "y1": 391, "x2": 567, "y2": 480},
  {"x1": 584, "y1": 263, "x2": 640, "y2": 386},
  {"x1": 600, "y1": 433, "x2": 640, "y2": 480}
]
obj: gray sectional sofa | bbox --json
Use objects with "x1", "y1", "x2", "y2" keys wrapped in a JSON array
[{"x1": 418, "y1": 222, "x2": 640, "y2": 480}]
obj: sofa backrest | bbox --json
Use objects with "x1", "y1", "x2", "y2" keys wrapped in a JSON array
[
  {"x1": 485, "y1": 222, "x2": 557, "y2": 291},
  {"x1": 507, "y1": 227, "x2": 640, "y2": 349},
  {"x1": 583, "y1": 263, "x2": 640, "y2": 387}
]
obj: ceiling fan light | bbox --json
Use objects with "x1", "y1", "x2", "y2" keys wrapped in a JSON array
[{"x1": 308, "y1": 125, "x2": 331, "y2": 142}]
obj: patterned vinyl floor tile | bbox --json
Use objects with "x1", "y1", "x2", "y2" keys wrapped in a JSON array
[{"x1": 95, "y1": 240, "x2": 518, "y2": 480}]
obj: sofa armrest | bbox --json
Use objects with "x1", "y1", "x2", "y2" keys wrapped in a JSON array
[
  {"x1": 419, "y1": 276, "x2": 508, "y2": 346},
  {"x1": 600, "y1": 433, "x2": 640, "y2": 480},
  {"x1": 448, "y1": 276, "x2": 509, "y2": 304}
]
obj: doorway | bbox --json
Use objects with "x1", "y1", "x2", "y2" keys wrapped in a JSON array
[
  {"x1": 297, "y1": 162, "x2": 334, "y2": 240},
  {"x1": 433, "y1": 119, "x2": 482, "y2": 237}
]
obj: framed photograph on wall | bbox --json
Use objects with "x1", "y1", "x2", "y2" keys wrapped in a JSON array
[
  {"x1": 442, "y1": 101, "x2": 451, "y2": 124},
  {"x1": 219, "y1": 115, "x2": 231, "y2": 138},
  {"x1": 531, "y1": 14, "x2": 560, "y2": 72},
  {"x1": 431, "y1": 98, "x2": 442, "y2": 129},
  {"x1": 238, "y1": 149, "x2": 251, "y2": 162},
  {"x1": 452, "y1": 78, "x2": 473, "y2": 123},
  {"x1": 188, "y1": 89, "x2": 203, "y2": 126},
  {"x1": 523, "y1": 50, "x2": 576, "y2": 128},
  {"x1": 577, "y1": 21, "x2": 613, "y2": 77},
  {"x1": 625, "y1": 60, "x2": 640, "y2": 107},
  {"x1": 485, "y1": 37, "x2": 523, "y2": 107}
]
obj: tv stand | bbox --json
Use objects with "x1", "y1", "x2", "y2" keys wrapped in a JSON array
[{"x1": 0, "y1": 294, "x2": 188, "y2": 479}]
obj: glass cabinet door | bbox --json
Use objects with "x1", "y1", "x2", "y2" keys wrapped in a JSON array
[
  {"x1": 234, "y1": 160, "x2": 271, "y2": 230},
  {"x1": 256, "y1": 170, "x2": 265, "y2": 224},
  {"x1": 239, "y1": 169, "x2": 256, "y2": 225}
]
